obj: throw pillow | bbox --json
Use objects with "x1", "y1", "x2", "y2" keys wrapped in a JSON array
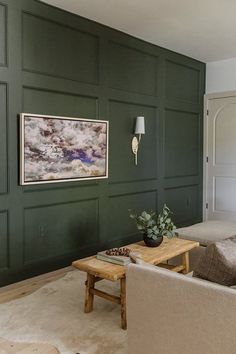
[{"x1": 193, "y1": 236, "x2": 236, "y2": 286}]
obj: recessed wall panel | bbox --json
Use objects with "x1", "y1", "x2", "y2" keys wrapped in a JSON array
[
  {"x1": 109, "y1": 42, "x2": 158, "y2": 95},
  {"x1": 214, "y1": 177, "x2": 236, "y2": 212},
  {"x1": 109, "y1": 100, "x2": 157, "y2": 183},
  {"x1": 164, "y1": 109, "x2": 199, "y2": 178},
  {"x1": 165, "y1": 185, "x2": 199, "y2": 225},
  {"x1": 23, "y1": 87, "x2": 97, "y2": 118},
  {"x1": 0, "y1": 211, "x2": 9, "y2": 270},
  {"x1": 23, "y1": 199, "x2": 99, "y2": 265},
  {"x1": 215, "y1": 104, "x2": 236, "y2": 165},
  {"x1": 22, "y1": 13, "x2": 98, "y2": 84},
  {"x1": 166, "y1": 60, "x2": 199, "y2": 103},
  {"x1": 0, "y1": 4, "x2": 6, "y2": 66},
  {"x1": 0, "y1": 83, "x2": 8, "y2": 194},
  {"x1": 108, "y1": 191, "x2": 157, "y2": 241}
]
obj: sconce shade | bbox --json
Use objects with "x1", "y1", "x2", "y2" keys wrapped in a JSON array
[{"x1": 135, "y1": 116, "x2": 145, "y2": 135}]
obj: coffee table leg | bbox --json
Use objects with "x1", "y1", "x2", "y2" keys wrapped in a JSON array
[
  {"x1": 85, "y1": 273, "x2": 95, "y2": 313},
  {"x1": 120, "y1": 277, "x2": 127, "y2": 330},
  {"x1": 182, "y1": 251, "x2": 190, "y2": 274}
]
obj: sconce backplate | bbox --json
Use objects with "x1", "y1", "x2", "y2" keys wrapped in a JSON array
[{"x1": 132, "y1": 136, "x2": 139, "y2": 154}]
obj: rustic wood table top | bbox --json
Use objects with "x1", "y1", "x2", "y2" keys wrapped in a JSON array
[{"x1": 72, "y1": 237, "x2": 199, "y2": 281}]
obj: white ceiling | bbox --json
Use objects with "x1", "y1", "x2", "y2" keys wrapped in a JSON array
[{"x1": 41, "y1": 0, "x2": 236, "y2": 63}]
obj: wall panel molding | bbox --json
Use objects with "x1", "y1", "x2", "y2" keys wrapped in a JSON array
[
  {"x1": 0, "y1": 82, "x2": 8, "y2": 194},
  {"x1": 23, "y1": 86, "x2": 99, "y2": 119},
  {"x1": 108, "y1": 41, "x2": 159, "y2": 96},
  {"x1": 23, "y1": 198, "x2": 99, "y2": 265},
  {"x1": 23, "y1": 180, "x2": 98, "y2": 194},
  {"x1": 163, "y1": 108, "x2": 200, "y2": 179},
  {"x1": 0, "y1": 0, "x2": 205, "y2": 286},
  {"x1": 165, "y1": 59, "x2": 200, "y2": 104},
  {"x1": 109, "y1": 177, "x2": 158, "y2": 186},
  {"x1": 165, "y1": 184, "x2": 200, "y2": 225},
  {"x1": 0, "y1": 3, "x2": 7, "y2": 67},
  {"x1": 22, "y1": 12, "x2": 99, "y2": 84},
  {"x1": 107, "y1": 190, "x2": 157, "y2": 242},
  {"x1": 22, "y1": 71, "x2": 101, "y2": 99},
  {"x1": 0, "y1": 210, "x2": 9, "y2": 271}
]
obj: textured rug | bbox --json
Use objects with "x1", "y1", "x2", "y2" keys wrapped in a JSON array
[
  {"x1": 0, "y1": 337, "x2": 59, "y2": 353},
  {"x1": 0, "y1": 271, "x2": 127, "y2": 354}
]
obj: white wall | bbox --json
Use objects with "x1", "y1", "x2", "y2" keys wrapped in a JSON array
[{"x1": 206, "y1": 57, "x2": 236, "y2": 93}]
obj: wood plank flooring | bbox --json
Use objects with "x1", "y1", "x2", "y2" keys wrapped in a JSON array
[{"x1": 0, "y1": 266, "x2": 73, "y2": 304}]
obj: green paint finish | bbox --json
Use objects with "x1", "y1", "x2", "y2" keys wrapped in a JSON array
[
  {"x1": 0, "y1": 0, "x2": 205, "y2": 286},
  {"x1": 109, "y1": 42, "x2": 158, "y2": 96},
  {"x1": 22, "y1": 13, "x2": 99, "y2": 84},
  {"x1": 0, "y1": 211, "x2": 8, "y2": 270},
  {"x1": 0, "y1": 83, "x2": 7, "y2": 194},
  {"x1": 108, "y1": 191, "x2": 157, "y2": 241},
  {"x1": 165, "y1": 60, "x2": 200, "y2": 103},
  {"x1": 164, "y1": 109, "x2": 200, "y2": 178},
  {"x1": 0, "y1": 4, "x2": 6, "y2": 66},
  {"x1": 23, "y1": 199, "x2": 99, "y2": 265},
  {"x1": 165, "y1": 185, "x2": 199, "y2": 226},
  {"x1": 23, "y1": 88, "x2": 98, "y2": 119},
  {"x1": 109, "y1": 101, "x2": 157, "y2": 183}
]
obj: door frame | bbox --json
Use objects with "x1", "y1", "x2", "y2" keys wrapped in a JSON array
[{"x1": 203, "y1": 90, "x2": 236, "y2": 221}]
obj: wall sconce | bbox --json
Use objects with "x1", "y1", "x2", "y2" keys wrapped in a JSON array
[{"x1": 131, "y1": 116, "x2": 145, "y2": 165}]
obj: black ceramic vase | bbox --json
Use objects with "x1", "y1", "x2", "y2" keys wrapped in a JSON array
[{"x1": 143, "y1": 234, "x2": 163, "y2": 247}]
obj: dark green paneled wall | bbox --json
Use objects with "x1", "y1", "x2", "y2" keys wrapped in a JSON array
[{"x1": 0, "y1": 0, "x2": 205, "y2": 286}]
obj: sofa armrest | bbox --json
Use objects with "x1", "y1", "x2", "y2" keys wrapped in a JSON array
[{"x1": 127, "y1": 264, "x2": 236, "y2": 354}]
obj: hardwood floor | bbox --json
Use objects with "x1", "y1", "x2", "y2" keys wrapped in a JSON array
[{"x1": 0, "y1": 266, "x2": 73, "y2": 304}]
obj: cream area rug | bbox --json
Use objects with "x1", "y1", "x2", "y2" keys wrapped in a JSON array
[{"x1": 0, "y1": 271, "x2": 127, "y2": 354}]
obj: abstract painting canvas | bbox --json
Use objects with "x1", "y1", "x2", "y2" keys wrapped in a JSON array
[{"x1": 20, "y1": 113, "x2": 109, "y2": 185}]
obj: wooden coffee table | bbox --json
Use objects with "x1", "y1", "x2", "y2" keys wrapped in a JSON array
[{"x1": 72, "y1": 237, "x2": 199, "y2": 329}]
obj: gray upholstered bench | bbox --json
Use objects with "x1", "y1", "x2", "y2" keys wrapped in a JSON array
[
  {"x1": 174, "y1": 220, "x2": 236, "y2": 270},
  {"x1": 176, "y1": 220, "x2": 236, "y2": 246}
]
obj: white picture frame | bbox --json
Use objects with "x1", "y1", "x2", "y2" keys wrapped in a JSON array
[{"x1": 20, "y1": 113, "x2": 109, "y2": 185}]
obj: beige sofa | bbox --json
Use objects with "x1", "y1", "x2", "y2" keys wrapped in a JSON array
[{"x1": 127, "y1": 264, "x2": 236, "y2": 354}]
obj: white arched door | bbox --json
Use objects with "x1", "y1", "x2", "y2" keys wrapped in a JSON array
[{"x1": 204, "y1": 91, "x2": 236, "y2": 221}]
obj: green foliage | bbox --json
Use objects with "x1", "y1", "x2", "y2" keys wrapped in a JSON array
[{"x1": 129, "y1": 204, "x2": 176, "y2": 240}]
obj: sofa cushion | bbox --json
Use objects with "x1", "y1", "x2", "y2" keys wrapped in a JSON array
[
  {"x1": 176, "y1": 220, "x2": 236, "y2": 246},
  {"x1": 193, "y1": 236, "x2": 236, "y2": 286}
]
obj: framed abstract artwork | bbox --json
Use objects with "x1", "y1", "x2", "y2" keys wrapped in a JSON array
[{"x1": 20, "y1": 113, "x2": 109, "y2": 185}]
